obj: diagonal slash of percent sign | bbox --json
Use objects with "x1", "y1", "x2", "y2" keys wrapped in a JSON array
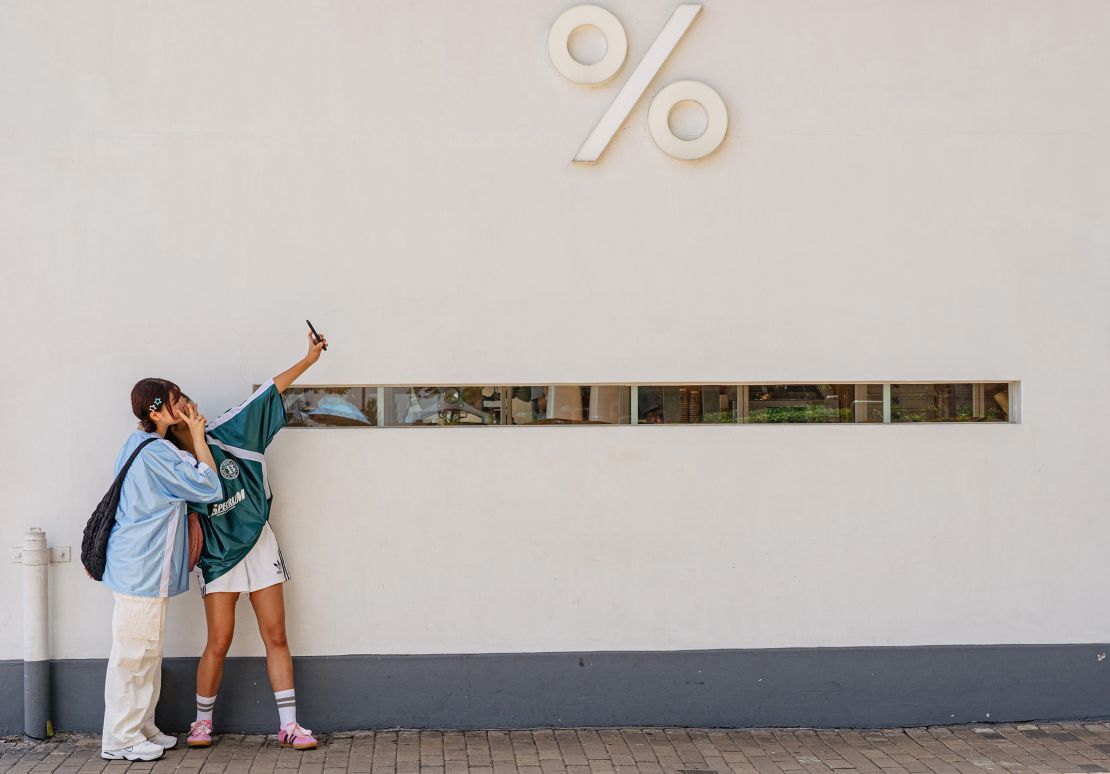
[{"x1": 574, "y1": 4, "x2": 702, "y2": 163}]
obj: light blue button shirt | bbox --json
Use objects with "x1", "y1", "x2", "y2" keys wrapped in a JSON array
[{"x1": 102, "y1": 430, "x2": 223, "y2": 598}]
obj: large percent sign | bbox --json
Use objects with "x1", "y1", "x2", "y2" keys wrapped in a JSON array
[{"x1": 548, "y1": 3, "x2": 728, "y2": 163}]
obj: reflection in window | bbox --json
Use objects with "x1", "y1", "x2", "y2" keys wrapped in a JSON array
[
  {"x1": 384, "y1": 387, "x2": 504, "y2": 426},
  {"x1": 508, "y1": 387, "x2": 547, "y2": 425},
  {"x1": 637, "y1": 386, "x2": 738, "y2": 424},
  {"x1": 511, "y1": 386, "x2": 631, "y2": 424},
  {"x1": 276, "y1": 383, "x2": 1013, "y2": 427},
  {"x1": 746, "y1": 385, "x2": 883, "y2": 423},
  {"x1": 891, "y1": 383, "x2": 1008, "y2": 422},
  {"x1": 282, "y1": 387, "x2": 377, "y2": 427}
]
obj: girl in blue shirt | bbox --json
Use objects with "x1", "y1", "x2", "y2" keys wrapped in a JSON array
[{"x1": 101, "y1": 378, "x2": 223, "y2": 762}]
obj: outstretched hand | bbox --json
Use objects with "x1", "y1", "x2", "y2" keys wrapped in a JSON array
[
  {"x1": 305, "y1": 330, "x2": 327, "y2": 365},
  {"x1": 275, "y1": 330, "x2": 330, "y2": 393}
]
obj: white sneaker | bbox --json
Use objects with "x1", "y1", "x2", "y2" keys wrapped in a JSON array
[
  {"x1": 147, "y1": 733, "x2": 178, "y2": 750},
  {"x1": 101, "y1": 740, "x2": 164, "y2": 761}
]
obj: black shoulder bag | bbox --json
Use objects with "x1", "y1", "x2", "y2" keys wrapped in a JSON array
[{"x1": 80, "y1": 437, "x2": 160, "y2": 581}]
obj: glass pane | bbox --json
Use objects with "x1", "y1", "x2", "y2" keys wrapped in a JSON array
[
  {"x1": 281, "y1": 386, "x2": 377, "y2": 427},
  {"x1": 509, "y1": 386, "x2": 631, "y2": 424},
  {"x1": 637, "y1": 386, "x2": 738, "y2": 424},
  {"x1": 891, "y1": 383, "x2": 1009, "y2": 422},
  {"x1": 890, "y1": 383, "x2": 971, "y2": 422},
  {"x1": 383, "y1": 386, "x2": 504, "y2": 426},
  {"x1": 981, "y1": 383, "x2": 1010, "y2": 422},
  {"x1": 745, "y1": 384, "x2": 882, "y2": 423}
]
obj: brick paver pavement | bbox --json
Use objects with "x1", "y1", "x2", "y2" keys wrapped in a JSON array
[{"x1": 6, "y1": 724, "x2": 1110, "y2": 774}]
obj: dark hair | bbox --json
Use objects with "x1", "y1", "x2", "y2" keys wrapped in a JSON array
[{"x1": 131, "y1": 378, "x2": 182, "y2": 433}]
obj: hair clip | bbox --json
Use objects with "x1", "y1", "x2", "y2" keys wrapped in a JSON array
[{"x1": 149, "y1": 397, "x2": 163, "y2": 412}]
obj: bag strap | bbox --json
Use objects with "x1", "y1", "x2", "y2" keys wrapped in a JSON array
[{"x1": 112, "y1": 437, "x2": 161, "y2": 487}]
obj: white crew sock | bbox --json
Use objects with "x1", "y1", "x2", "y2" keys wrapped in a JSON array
[
  {"x1": 196, "y1": 694, "x2": 216, "y2": 722},
  {"x1": 275, "y1": 689, "x2": 297, "y2": 728}
]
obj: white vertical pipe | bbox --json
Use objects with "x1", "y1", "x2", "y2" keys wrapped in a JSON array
[
  {"x1": 22, "y1": 528, "x2": 49, "y2": 662},
  {"x1": 22, "y1": 527, "x2": 50, "y2": 738}
]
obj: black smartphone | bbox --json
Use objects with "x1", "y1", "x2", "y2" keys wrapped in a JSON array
[{"x1": 306, "y1": 319, "x2": 328, "y2": 351}]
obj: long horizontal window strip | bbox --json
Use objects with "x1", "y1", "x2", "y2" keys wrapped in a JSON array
[{"x1": 271, "y1": 383, "x2": 1017, "y2": 427}]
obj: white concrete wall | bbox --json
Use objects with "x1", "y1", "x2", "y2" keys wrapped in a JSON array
[{"x1": 1, "y1": 1, "x2": 1108, "y2": 661}]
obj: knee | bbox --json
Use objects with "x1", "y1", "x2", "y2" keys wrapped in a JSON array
[
  {"x1": 262, "y1": 626, "x2": 288, "y2": 651},
  {"x1": 205, "y1": 631, "x2": 234, "y2": 659}
]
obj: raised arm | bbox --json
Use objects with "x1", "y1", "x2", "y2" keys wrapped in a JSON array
[{"x1": 274, "y1": 330, "x2": 328, "y2": 394}]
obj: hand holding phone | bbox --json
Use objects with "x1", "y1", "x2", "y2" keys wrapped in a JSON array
[{"x1": 306, "y1": 319, "x2": 328, "y2": 351}]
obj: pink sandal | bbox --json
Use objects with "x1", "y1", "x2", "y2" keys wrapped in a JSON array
[
  {"x1": 187, "y1": 719, "x2": 213, "y2": 747},
  {"x1": 278, "y1": 722, "x2": 317, "y2": 750}
]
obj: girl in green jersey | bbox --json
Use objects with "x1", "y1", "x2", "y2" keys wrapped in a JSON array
[{"x1": 169, "y1": 330, "x2": 327, "y2": 750}]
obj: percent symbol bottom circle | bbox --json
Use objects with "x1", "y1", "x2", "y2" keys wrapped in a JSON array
[{"x1": 647, "y1": 80, "x2": 728, "y2": 160}]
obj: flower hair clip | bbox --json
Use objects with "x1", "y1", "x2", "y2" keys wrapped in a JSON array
[{"x1": 148, "y1": 397, "x2": 163, "y2": 412}]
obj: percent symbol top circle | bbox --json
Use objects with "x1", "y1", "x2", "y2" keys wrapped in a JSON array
[{"x1": 548, "y1": 5, "x2": 628, "y2": 85}]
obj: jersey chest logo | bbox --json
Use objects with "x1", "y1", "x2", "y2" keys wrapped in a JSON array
[
  {"x1": 210, "y1": 488, "x2": 246, "y2": 517},
  {"x1": 219, "y1": 459, "x2": 240, "y2": 481}
]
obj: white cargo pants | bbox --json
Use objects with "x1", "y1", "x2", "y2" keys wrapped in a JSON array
[{"x1": 101, "y1": 592, "x2": 168, "y2": 751}]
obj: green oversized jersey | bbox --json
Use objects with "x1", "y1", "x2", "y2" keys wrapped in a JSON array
[{"x1": 191, "y1": 380, "x2": 287, "y2": 584}]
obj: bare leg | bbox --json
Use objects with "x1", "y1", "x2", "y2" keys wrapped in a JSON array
[
  {"x1": 196, "y1": 592, "x2": 238, "y2": 698},
  {"x1": 249, "y1": 583, "x2": 293, "y2": 692}
]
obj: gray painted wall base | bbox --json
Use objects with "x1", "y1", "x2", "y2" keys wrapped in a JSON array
[
  {"x1": 22, "y1": 660, "x2": 50, "y2": 739},
  {"x1": 2, "y1": 645, "x2": 1110, "y2": 736}
]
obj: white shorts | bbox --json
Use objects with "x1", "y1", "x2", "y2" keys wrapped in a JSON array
[{"x1": 198, "y1": 523, "x2": 290, "y2": 597}]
